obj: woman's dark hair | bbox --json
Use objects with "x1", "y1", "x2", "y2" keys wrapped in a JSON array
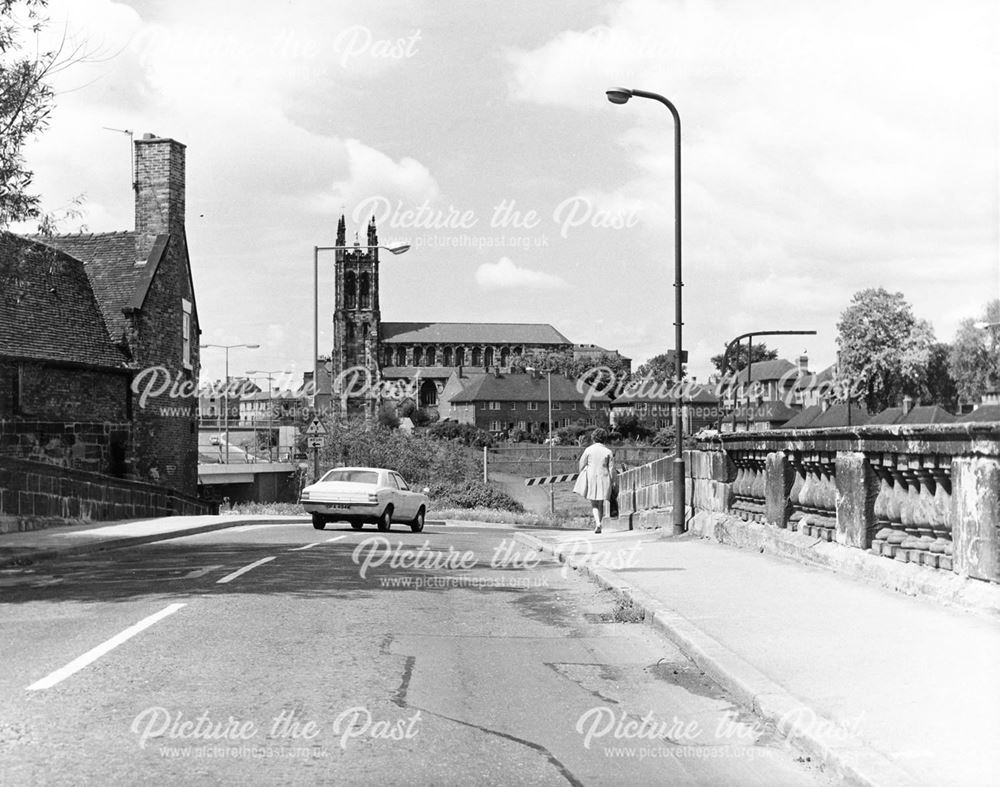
[{"x1": 591, "y1": 428, "x2": 608, "y2": 443}]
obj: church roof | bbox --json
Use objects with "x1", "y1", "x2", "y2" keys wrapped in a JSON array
[
  {"x1": 380, "y1": 322, "x2": 571, "y2": 345},
  {"x1": 381, "y1": 366, "x2": 458, "y2": 379},
  {"x1": 450, "y1": 372, "x2": 609, "y2": 403}
]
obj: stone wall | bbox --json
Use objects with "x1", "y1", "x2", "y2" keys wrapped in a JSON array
[
  {"x1": 0, "y1": 455, "x2": 215, "y2": 533},
  {"x1": 619, "y1": 423, "x2": 1000, "y2": 583},
  {"x1": 0, "y1": 418, "x2": 132, "y2": 476}
]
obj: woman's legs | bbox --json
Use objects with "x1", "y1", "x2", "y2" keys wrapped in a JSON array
[{"x1": 590, "y1": 500, "x2": 604, "y2": 532}]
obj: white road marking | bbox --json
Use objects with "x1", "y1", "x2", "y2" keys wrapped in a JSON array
[
  {"x1": 324, "y1": 536, "x2": 347, "y2": 543},
  {"x1": 178, "y1": 565, "x2": 224, "y2": 579},
  {"x1": 289, "y1": 543, "x2": 320, "y2": 551},
  {"x1": 26, "y1": 603, "x2": 185, "y2": 691},
  {"x1": 216, "y1": 557, "x2": 277, "y2": 584}
]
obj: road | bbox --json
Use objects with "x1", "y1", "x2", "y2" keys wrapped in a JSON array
[{"x1": 0, "y1": 521, "x2": 833, "y2": 786}]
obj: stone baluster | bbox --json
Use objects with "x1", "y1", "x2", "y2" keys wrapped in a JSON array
[
  {"x1": 788, "y1": 452, "x2": 806, "y2": 530},
  {"x1": 929, "y1": 461, "x2": 953, "y2": 570}
]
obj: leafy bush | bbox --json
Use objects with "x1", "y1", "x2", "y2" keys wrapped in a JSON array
[
  {"x1": 428, "y1": 420, "x2": 493, "y2": 447},
  {"x1": 555, "y1": 423, "x2": 593, "y2": 445},
  {"x1": 427, "y1": 480, "x2": 524, "y2": 512}
]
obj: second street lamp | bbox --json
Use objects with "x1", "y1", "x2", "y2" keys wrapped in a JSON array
[
  {"x1": 606, "y1": 86, "x2": 686, "y2": 534},
  {"x1": 200, "y1": 343, "x2": 260, "y2": 463},
  {"x1": 527, "y1": 366, "x2": 555, "y2": 514}
]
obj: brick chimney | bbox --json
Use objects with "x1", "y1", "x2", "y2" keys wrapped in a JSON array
[
  {"x1": 134, "y1": 134, "x2": 186, "y2": 254},
  {"x1": 902, "y1": 395, "x2": 914, "y2": 416},
  {"x1": 798, "y1": 354, "x2": 809, "y2": 374}
]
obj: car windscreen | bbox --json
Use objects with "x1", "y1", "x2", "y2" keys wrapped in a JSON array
[{"x1": 320, "y1": 470, "x2": 379, "y2": 485}]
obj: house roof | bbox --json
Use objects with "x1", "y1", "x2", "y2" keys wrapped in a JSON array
[
  {"x1": 960, "y1": 404, "x2": 1000, "y2": 423},
  {"x1": 36, "y1": 231, "x2": 146, "y2": 343},
  {"x1": 0, "y1": 233, "x2": 127, "y2": 370},
  {"x1": 613, "y1": 381, "x2": 720, "y2": 405},
  {"x1": 380, "y1": 322, "x2": 572, "y2": 345},
  {"x1": 780, "y1": 404, "x2": 824, "y2": 429},
  {"x1": 868, "y1": 405, "x2": 956, "y2": 426},
  {"x1": 449, "y1": 372, "x2": 609, "y2": 404},
  {"x1": 734, "y1": 358, "x2": 798, "y2": 384},
  {"x1": 728, "y1": 400, "x2": 800, "y2": 423},
  {"x1": 808, "y1": 402, "x2": 870, "y2": 428},
  {"x1": 792, "y1": 364, "x2": 837, "y2": 390}
]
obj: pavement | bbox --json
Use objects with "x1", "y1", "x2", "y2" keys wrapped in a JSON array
[{"x1": 514, "y1": 524, "x2": 1000, "y2": 787}]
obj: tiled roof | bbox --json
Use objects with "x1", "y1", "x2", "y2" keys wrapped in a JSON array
[
  {"x1": 780, "y1": 404, "x2": 824, "y2": 429},
  {"x1": 38, "y1": 231, "x2": 142, "y2": 343},
  {"x1": 449, "y1": 371, "x2": 609, "y2": 403},
  {"x1": 613, "y1": 381, "x2": 719, "y2": 405},
  {"x1": 734, "y1": 359, "x2": 798, "y2": 384},
  {"x1": 868, "y1": 405, "x2": 956, "y2": 425},
  {"x1": 792, "y1": 364, "x2": 837, "y2": 390},
  {"x1": 727, "y1": 400, "x2": 800, "y2": 422},
  {"x1": 0, "y1": 233, "x2": 127, "y2": 369},
  {"x1": 808, "y1": 403, "x2": 870, "y2": 428},
  {"x1": 380, "y1": 322, "x2": 572, "y2": 345},
  {"x1": 960, "y1": 405, "x2": 1000, "y2": 423}
]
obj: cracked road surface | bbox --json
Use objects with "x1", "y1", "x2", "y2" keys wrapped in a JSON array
[{"x1": 0, "y1": 521, "x2": 834, "y2": 785}]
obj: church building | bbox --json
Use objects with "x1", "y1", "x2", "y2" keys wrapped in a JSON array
[{"x1": 329, "y1": 217, "x2": 623, "y2": 420}]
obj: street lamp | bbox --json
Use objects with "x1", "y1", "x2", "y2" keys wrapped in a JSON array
[
  {"x1": 312, "y1": 241, "x2": 410, "y2": 410},
  {"x1": 718, "y1": 330, "x2": 817, "y2": 431},
  {"x1": 527, "y1": 366, "x2": 555, "y2": 514},
  {"x1": 200, "y1": 343, "x2": 260, "y2": 463},
  {"x1": 247, "y1": 369, "x2": 290, "y2": 461},
  {"x1": 606, "y1": 86, "x2": 686, "y2": 534}
]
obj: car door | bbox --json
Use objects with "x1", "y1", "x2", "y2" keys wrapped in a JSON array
[{"x1": 390, "y1": 472, "x2": 415, "y2": 519}]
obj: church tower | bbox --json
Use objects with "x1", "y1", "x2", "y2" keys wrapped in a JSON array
[{"x1": 332, "y1": 215, "x2": 382, "y2": 413}]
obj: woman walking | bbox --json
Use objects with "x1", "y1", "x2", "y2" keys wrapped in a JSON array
[{"x1": 574, "y1": 428, "x2": 615, "y2": 534}]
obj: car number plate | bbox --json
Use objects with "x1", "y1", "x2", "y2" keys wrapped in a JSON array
[{"x1": 328, "y1": 503, "x2": 351, "y2": 510}]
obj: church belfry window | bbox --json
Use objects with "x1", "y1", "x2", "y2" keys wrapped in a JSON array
[
  {"x1": 345, "y1": 272, "x2": 357, "y2": 309},
  {"x1": 359, "y1": 272, "x2": 371, "y2": 309}
]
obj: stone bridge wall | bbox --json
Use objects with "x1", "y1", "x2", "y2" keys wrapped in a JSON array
[{"x1": 618, "y1": 423, "x2": 1000, "y2": 584}]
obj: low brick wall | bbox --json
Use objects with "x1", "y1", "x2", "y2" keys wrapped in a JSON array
[
  {"x1": 619, "y1": 423, "x2": 1000, "y2": 584},
  {"x1": 0, "y1": 456, "x2": 216, "y2": 533}
]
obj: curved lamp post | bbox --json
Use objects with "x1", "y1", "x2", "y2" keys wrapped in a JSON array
[
  {"x1": 606, "y1": 86, "x2": 685, "y2": 534},
  {"x1": 312, "y1": 241, "x2": 410, "y2": 410},
  {"x1": 200, "y1": 342, "x2": 260, "y2": 463}
]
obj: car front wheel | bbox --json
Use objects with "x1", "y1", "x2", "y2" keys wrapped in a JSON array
[
  {"x1": 410, "y1": 507, "x2": 425, "y2": 533},
  {"x1": 311, "y1": 513, "x2": 326, "y2": 530},
  {"x1": 376, "y1": 507, "x2": 392, "y2": 532}
]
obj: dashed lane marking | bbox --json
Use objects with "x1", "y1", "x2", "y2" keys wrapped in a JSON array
[
  {"x1": 324, "y1": 536, "x2": 347, "y2": 543},
  {"x1": 215, "y1": 557, "x2": 277, "y2": 584},
  {"x1": 26, "y1": 603, "x2": 186, "y2": 691},
  {"x1": 289, "y1": 543, "x2": 320, "y2": 551}
]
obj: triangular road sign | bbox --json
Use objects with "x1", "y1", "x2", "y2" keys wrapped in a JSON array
[{"x1": 305, "y1": 418, "x2": 328, "y2": 436}]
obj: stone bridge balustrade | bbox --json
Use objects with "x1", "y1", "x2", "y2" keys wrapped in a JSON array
[
  {"x1": 870, "y1": 453, "x2": 954, "y2": 570},
  {"x1": 730, "y1": 450, "x2": 766, "y2": 522},
  {"x1": 619, "y1": 423, "x2": 1000, "y2": 584}
]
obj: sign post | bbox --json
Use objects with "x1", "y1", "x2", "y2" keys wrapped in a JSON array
[{"x1": 305, "y1": 418, "x2": 328, "y2": 482}]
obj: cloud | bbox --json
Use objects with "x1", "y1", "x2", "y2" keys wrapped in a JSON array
[{"x1": 475, "y1": 257, "x2": 567, "y2": 291}]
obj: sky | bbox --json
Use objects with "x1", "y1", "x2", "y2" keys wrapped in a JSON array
[{"x1": 12, "y1": 0, "x2": 1000, "y2": 387}]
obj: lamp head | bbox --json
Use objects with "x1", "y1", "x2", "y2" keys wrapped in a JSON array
[
  {"x1": 386, "y1": 242, "x2": 410, "y2": 255},
  {"x1": 606, "y1": 87, "x2": 633, "y2": 105}
]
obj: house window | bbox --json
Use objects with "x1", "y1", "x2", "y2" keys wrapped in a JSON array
[
  {"x1": 489, "y1": 421, "x2": 503, "y2": 432},
  {"x1": 182, "y1": 299, "x2": 193, "y2": 370},
  {"x1": 552, "y1": 402, "x2": 561, "y2": 410},
  {"x1": 489, "y1": 401, "x2": 501, "y2": 410},
  {"x1": 527, "y1": 402, "x2": 539, "y2": 411},
  {"x1": 510, "y1": 402, "x2": 517, "y2": 410},
  {"x1": 571, "y1": 403, "x2": 577, "y2": 410}
]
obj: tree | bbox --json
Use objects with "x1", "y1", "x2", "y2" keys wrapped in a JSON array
[
  {"x1": 0, "y1": 1, "x2": 61, "y2": 226},
  {"x1": 836, "y1": 288, "x2": 935, "y2": 413},
  {"x1": 710, "y1": 342, "x2": 779, "y2": 375},
  {"x1": 511, "y1": 349, "x2": 632, "y2": 398},
  {"x1": 633, "y1": 352, "x2": 685, "y2": 383},
  {"x1": 948, "y1": 299, "x2": 1000, "y2": 406}
]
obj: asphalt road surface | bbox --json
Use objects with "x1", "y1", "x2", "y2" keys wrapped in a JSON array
[{"x1": 0, "y1": 521, "x2": 834, "y2": 786}]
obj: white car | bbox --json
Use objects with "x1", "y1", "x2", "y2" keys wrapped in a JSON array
[{"x1": 300, "y1": 467, "x2": 430, "y2": 533}]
